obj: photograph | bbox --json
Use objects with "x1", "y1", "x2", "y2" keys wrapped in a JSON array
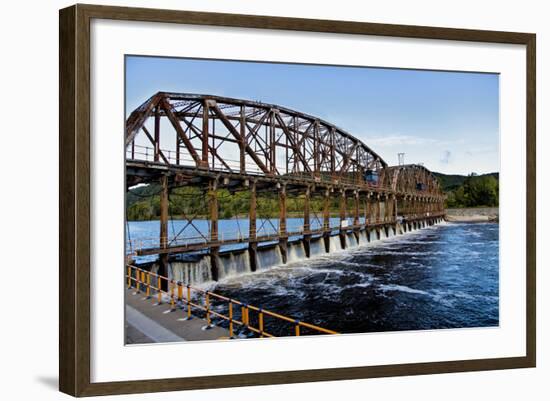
[{"x1": 124, "y1": 56, "x2": 499, "y2": 344}]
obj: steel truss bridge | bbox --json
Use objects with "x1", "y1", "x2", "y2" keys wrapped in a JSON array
[{"x1": 126, "y1": 92, "x2": 446, "y2": 281}]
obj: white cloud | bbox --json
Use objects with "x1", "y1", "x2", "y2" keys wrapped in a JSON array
[{"x1": 363, "y1": 134, "x2": 436, "y2": 147}]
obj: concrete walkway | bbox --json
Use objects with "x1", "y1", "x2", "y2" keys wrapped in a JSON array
[{"x1": 125, "y1": 288, "x2": 229, "y2": 344}]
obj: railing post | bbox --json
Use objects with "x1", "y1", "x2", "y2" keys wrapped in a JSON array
[
  {"x1": 127, "y1": 266, "x2": 131, "y2": 288},
  {"x1": 259, "y1": 309, "x2": 264, "y2": 338},
  {"x1": 156, "y1": 275, "x2": 162, "y2": 305},
  {"x1": 229, "y1": 302, "x2": 234, "y2": 338},
  {"x1": 242, "y1": 304, "x2": 249, "y2": 328},
  {"x1": 295, "y1": 321, "x2": 301, "y2": 337},
  {"x1": 204, "y1": 292, "x2": 212, "y2": 329},
  {"x1": 170, "y1": 280, "x2": 175, "y2": 311},
  {"x1": 146, "y1": 272, "x2": 151, "y2": 298},
  {"x1": 186, "y1": 285, "x2": 192, "y2": 320},
  {"x1": 135, "y1": 269, "x2": 141, "y2": 294}
]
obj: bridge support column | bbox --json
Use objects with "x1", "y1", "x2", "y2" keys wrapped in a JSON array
[
  {"x1": 303, "y1": 186, "x2": 311, "y2": 258},
  {"x1": 353, "y1": 190, "x2": 360, "y2": 243},
  {"x1": 208, "y1": 179, "x2": 220, "y2": 281},
  {"x1": 323, "y1": 188, "x2": 331, "y2": 253},
  {"x1": 158, "y1": 174, "x2": 169, "y2": 291},
  {"x1": 383, "y1": 194, "x2": 390, "y2": 236},
  {"x1": 339, "y1": 189, "x2": 347, "y2": 249},
  {"x1": 279, "y1": 184, "x2": 288, "y2": 264},
  {"x1": 248, "y1": 181, "x2": 258, "y2": 272},
  {"x1": 375, "y1": 194, "x2": 381, "y2": 224},
  {"x1": 364, "y1": 193, "x2": 371, "y2": 241},
  {"x1": 402, "y1": 196, "x2": 408, "y2": 231},
  {"x1": 392, "y1": 194, "x2": 398, "y2": 234}
]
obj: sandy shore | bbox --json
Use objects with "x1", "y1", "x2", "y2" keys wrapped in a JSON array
[{"x1": 445, "y1": 207, "x2": 499, "y2": 223}]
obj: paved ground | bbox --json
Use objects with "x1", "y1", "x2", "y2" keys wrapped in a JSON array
[{"x1": 125, "y1": 288, "x2": 230, "y2": 344}]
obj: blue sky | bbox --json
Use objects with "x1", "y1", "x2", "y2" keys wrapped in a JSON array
[{"x1": 126, "y1": 56, "x2": 499, "y2": 175}]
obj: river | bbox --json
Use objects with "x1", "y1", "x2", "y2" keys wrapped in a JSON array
[{"x1": 127, "y1": 219, "x2": 498, "y2": 336}]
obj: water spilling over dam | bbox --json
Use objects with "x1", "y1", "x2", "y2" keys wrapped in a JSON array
[{"x1": 129, "y1": 217, "x2": 444, "y2": 286}]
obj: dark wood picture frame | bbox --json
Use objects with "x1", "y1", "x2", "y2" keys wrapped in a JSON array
[{"x1": 59, "y1": 3, "x2": 536, "y2": 397}]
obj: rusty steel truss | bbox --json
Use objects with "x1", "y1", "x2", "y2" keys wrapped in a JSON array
[{"x1": 126, "y1": 92, "x2": 446, "y2": 281}]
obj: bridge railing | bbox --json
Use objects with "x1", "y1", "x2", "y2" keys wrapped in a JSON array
[
  {"x1": 126, "y1": 222, "x2": 346, "y2": 255},
  {"x1": 127, "y1": 144, "x2": 265, "y2": 175},
  {"x1": 127, "y1": 264, "x2": 339, "y2": 338},
  {"x1": 127, "y1": 144, "x2": 394, "y2": 190}
]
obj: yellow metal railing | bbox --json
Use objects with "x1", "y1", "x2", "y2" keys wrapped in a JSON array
[{"x1": 126, "y1": 264, "x2": 338, "y2": 338}]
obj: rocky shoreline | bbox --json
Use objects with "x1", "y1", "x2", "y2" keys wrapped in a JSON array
[{"x1": 445, "y1": 207, "x2": 499, "y2": 223}]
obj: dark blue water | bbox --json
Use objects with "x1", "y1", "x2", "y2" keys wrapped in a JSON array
[{"x1": 211, "y1": 222, "x2": 499, "y2": 335}]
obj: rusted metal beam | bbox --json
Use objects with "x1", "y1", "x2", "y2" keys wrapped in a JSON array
[
  {"x1": 339, "y1": 189, "x2": 347, "y2": 249},
  {"x1": 201, "y1": 100, "x2": 210, "y2": 168},
  {"x1": 323, "y1": 189, "x2": 331, "y2": 253},
  {"x1": 154, "y1": 106, "x2": 161, "y2": 162},
  {"x1": 303, "y1": 186, "x2": 311, "y2": 258},
  {"x1": 249, "y1": 181, "x2": 258, "y2": 272},
  {"x1": 158, "y1": 174, "x2": 169, "y2": 291},
  {"x1": 161, "y1": 99, "x2": 202, "y2": 165},
  {"x1": 279, "y1": 184, "x2": 288, "y2": 263},
  {"x1": 240, "y1": 105, "x2": 246, "y2": 174},
  {"x1": 211, "y1": 104, "x2": 271, "y2": 175},
  {"x1": 141, "y1": 126, "x2": 170, "y2": 165},
  {"x1": 208, "y1": 179, "x2": 220, "y2": 281}
]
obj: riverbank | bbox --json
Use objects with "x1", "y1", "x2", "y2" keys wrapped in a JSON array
[{"x1": 445, "y1": 207, "x2": 498, "y2": 222}]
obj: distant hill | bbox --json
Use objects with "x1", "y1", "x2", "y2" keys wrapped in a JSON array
[
  {"x1": 126, "y1": 183, "x2": 161, "y2": 208},
  {"x1": 433, "y1": 172, "x2": 499, "y2": 192},
  {"x1": 432, "y1": 172, "x2": 499, "y2": 208}
]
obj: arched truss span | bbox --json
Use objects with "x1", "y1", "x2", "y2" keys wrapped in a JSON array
[
  {"x1": 126, "y1": 92, "x2": 445, "y2": 201},
  {"x1": 381, "y1": 164, "x2": 442, "y2": 198},
  {"x1": 126, "y1": 92, "x2": 387, "y2": 180}
]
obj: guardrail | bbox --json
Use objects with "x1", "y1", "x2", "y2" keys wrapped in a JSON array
[
  {"x1": 125, "y1": 225, "x2": 342, "y2": 255},
  {"x1": 126, "y1": 264, "x2": 338, "y2": 338},
  {"x1": 127, "y1": 144, "x2": 388, "y2": 189},
  {"x1": 125, "y1": 214, "x2": 445, "y2": 256}
]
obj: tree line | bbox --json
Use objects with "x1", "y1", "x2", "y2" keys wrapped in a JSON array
[
  {"x1": 442, "y1": 173, "x2": 499, "y2": 208},
  {"x1": 126, "y1": 185, "x2": 342, "y2": 221},
  {"x1": 126, "y1": 171, "x2": 499, "y2": 220}
]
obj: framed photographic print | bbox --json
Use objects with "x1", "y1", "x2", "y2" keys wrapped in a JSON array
[{"x1": 59, "y1": 4, "x2": 536, "y2": 397}]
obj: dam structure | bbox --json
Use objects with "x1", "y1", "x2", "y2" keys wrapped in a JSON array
[{"x1": 125, "y1": 92, "x2": 446, "y2": 289}]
